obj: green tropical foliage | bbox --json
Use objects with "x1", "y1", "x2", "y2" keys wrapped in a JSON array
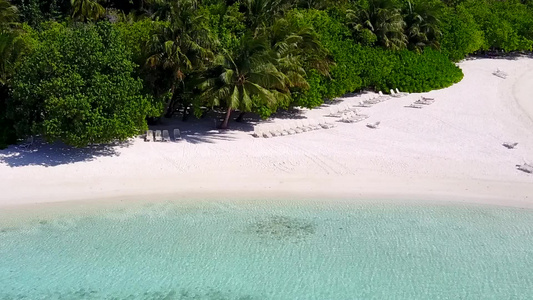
[
  {"x1": 9, "y1": 22, "x2": 157, "y2": 147},
  {"x1": 199, "y1": 36, "x2": 290, "y2": 128},
  {"x1": 71, "y1": 0, "x2": 105, "y2": 22},
  {"x1": 0, "y1": 0, "x2": 532, "y2": 148}
]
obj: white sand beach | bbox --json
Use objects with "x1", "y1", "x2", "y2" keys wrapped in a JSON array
[{"x1": 1, "y1": 57, "x2": 533, "y2": 209}]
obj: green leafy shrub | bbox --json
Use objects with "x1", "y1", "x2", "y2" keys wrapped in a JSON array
[{"x1": 9, "y1": 22, "x2": 157, "y2": 147}]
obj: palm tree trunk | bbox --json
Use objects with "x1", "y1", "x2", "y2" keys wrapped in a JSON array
[
  {"x1": 219, "y1": 108, "x2": 232, "y2": 129},
  {"x1": 164, "y1": 91, "x2": 180, "y2": 118}
]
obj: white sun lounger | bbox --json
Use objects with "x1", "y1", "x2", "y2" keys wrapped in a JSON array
[
  {"x1": 503, "y1": 142, "x2": 518, "y2": 149},
  {"x1": 493, "y1": 69, "x2": 507, "y2": 79},
  {"x1": 319, "y1": 117, "x2": 336, "y2": 129},
  {"x1": 252, "y1": 127, "x2": 263, "y2": 138},
  {"x1": 516, "y1": 163, "x2": 533, "y2": 173},
  {"x1": 295, "y1": 120, "x2": 307, "y2": 132},
  {"x1": 145, "y1": 130, "x2": 153, "y2": 142},
  {"x1": 356, "y1": 100, "x2": 373, "y2": 107},
  {"x1": 162, "y1": 130, "x2": 171, "y2": 142},
  {"x1": 325, "y1": 106, "x2": 343, "y2": 117},
  {"x1": 390, "y1": 89, "x2": 401, "y2": 97},
  {"x1": 284, "y1": 124, "x2": 297, "y2": 135},
  {"x1": 366, "y1": 121, "x2": 381, "y2": 129},
  {"x1": 395, "y1": 88, "x2": 407, "y2": 97},
  {"x1": 301, "y1": 119, "x2": 315, "y2": 131},
  {"x1": 405, "y1": 103, "x2": 423, "y2": 109},
  {"x1": 173, "y1": 129, "x2": 182, "y2": 141},
  {"x1": 293, "y1": 122, "x2": 304, "y2": 133},
  {"x1": 308, "y1": 119, "x2": 322, "y2": 130},
  {"x1": 154, "y1": 130, "x2": 162, "y2": 141}
]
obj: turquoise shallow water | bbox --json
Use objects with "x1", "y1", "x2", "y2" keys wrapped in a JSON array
[{"x1": 0, "y1": 200, "x2": 532, "y2": 299}]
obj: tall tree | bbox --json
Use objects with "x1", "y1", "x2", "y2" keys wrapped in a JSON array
[
  {"x1": 199, "y1": 36, "x2": 289, "y2": 129},
  {"x1": 146, "y1": 0, "x2": 217, "y2": 117}
]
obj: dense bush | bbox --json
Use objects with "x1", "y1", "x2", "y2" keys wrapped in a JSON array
[{"x1": 9, "y1": 22, "x2": 157, "y2": 147}]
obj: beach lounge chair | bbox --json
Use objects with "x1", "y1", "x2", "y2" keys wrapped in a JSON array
[
  {"x1": 415, "y1": 98, "x2": 435, "y2": 105},
  {"x1": 308, "y1": 119, "x2": 322, "y2": 130},
  {"x1": 405, "y1": 103, "x2": 423, "y2": 109},
  {"x1": 252, "y1": 127, "x2": 263, "y2": 138},
  {"x1": 493, "y1": 69, "x2": 507, "y2": 79},
  {"x1": 154, "y1": 130, "x2": 162, "y2": 142},
  {"x1": 340, "y1": 103, "x2": 360, "y2": 113},
  {"x1": 366, "y1": 121, "x2": 381, "y2": 129},
  {"x1": 325, "y1": 106, "x2": 343, "y2": 117},
  {"x1": 377, "y1": 91, "x2": 390, "y2": 101},
  {"x1": 319, "y1": 117, "x2": 336, "y2": 129},
  {"x1": 262, "y1": 131, "x2": 273, "y2": 138},
  {"x1": 395, "y1": 88, "x2": 407, "y2": 97},
  {"x1": 356, "y1": 100, "x2": 373, "y2": 107},
  {"x1": 295, "y1": 120, "x2": 308, "y2": 132},
  {"x1": 265, "y1": 126, "x2": 277, "y2": 137},
  {"x1": 301, "y1": 119, "x2": 314, "y2": 131},
  {"x1": 144, "y1": 130, "x2": 153, "y2": 142},
  {"x1": 162, "y1": 130, "x2": 171, "y2": 142},
  {"x1": 516, "y1": 163, "x2": 533, "y2": 173},
  {"x1": 284, "y1": 124, "x2": 297, "y2": 135},
  {"x1": 503, "y1": 142, "x2": 518, "y2": 149},
  {"x1": 173, "y1": 129, "x2": 182, "y2": 141},
  {"x1": 293, "y1": 122, "x2": 304, "y2": 134},
  {"x1": 390, "y1": 89, "x2": 401, "y2": 98},
  {"x1": 19, "y1": 136, "x2": 34, "y2": 150},
  {"x1": 421, "y1": 96, "x2": 434, "y2": 101}
]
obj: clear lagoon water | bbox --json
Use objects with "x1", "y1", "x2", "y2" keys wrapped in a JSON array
[{"x1": 0, "y1": 200, "x2": 532, "y2": 299}]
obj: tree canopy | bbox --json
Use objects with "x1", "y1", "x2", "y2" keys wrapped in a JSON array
[{"x1": 1, "y1": 0, "x2": 533, "y2": 148}]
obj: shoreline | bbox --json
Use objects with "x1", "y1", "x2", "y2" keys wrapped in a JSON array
[{"x1": 1, "y1": 57, "x2": 533, "y2": 213}]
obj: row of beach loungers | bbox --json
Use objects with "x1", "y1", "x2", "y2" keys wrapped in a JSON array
[
  {"x1": 356, "y1": 89, "x2": 408, "y2": 107},
  {"x1": 144, "y1": 129, "x2": 182, "y2": 142},
  {"x1": 253, "y1": 118, "x2": 336, "y2": 138}
]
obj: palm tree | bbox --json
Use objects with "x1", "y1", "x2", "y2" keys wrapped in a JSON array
[
  {"x1": 199, "y1": 36, "x2": 289, "y2": 129},
  {"x1": 146, "y1": 0, "x2": 217, "y2": 117},
  {"x1": 346, "y1": 0, "x2": 407, "y2": 50},
  {"x1": 71, "y1": 0, "x2": 106, "y2": 22},
  {"x1": 403, "y1": 0, "x2": 443, "y2": 52},
  {"x1": 0, "y1": 0, "x2": 18, "y2": 31},
  {"x1": 241, "y1": 0, "x2": 295, "y2": 34},
  {"x1": 265, "y1": 16, "x2": 332, "y2": 80}
]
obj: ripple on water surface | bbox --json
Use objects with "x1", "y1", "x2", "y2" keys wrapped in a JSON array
[{"x1": 0, "y1": 201, "x2": 532, "y2": 299}]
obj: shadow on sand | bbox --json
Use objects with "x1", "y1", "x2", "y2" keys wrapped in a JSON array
[{"x1": 0, "y1": 140, "x2": 130, "y2": 168}]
